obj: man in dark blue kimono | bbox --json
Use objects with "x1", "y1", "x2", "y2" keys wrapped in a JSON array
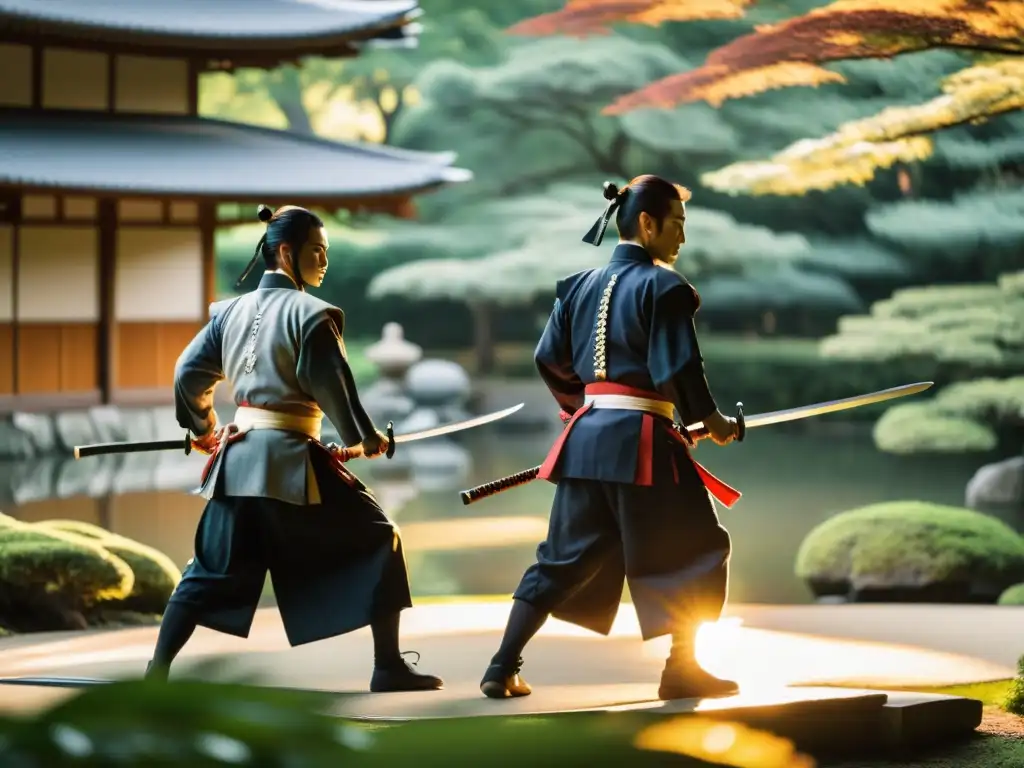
[{"x1": 480, "y1": 175, "x2": 743, "y2": 702}]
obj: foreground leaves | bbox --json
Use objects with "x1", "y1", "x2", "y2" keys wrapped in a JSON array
[{"x1": 0, "y1": 675, "x2": 802, "y2": 767}]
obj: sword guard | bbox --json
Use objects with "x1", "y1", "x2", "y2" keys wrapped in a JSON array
[
  {"x1": 735, "y1": 402, "x2": 746, "y2": 442},
  {"x1": 385, "y1": 421, "x2": 395, "y2": 459}
]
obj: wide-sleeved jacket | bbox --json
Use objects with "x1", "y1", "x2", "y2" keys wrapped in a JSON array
[
  {"x1": 535, "y1": 242, "x2": 723, "y2": 488},
  {"x1": 172, "y1": 271, "x2": 378, "y2": 505}
]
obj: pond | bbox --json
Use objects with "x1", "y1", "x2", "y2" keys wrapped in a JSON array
[{"x1": 0, "y1": 421, "x2": 1000, "y2": 605}]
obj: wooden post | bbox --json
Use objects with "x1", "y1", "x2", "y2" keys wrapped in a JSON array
[
  {"x1": 97, "y1": 198, "x2": 117, "y2": 403},
  {"x1": 200, "y1": 203, "x2": 216, "y2": 315},
  {"x1": 9, "y1": 195, "x2": 21, "y2": 395}
]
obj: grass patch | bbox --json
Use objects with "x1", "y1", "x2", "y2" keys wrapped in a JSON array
[
  {"x1": 921, "y1": 680, "x2": 1014, "y2": 708},
  {"x1": 871, "y1": 679, "x2": 1014, "y2": 708}
]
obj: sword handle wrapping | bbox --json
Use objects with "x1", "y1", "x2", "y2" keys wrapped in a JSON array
[
  {"x1": 460, "y1": 466, "x2": 541, "y2": 505},
  {"x1": 74, "y1": 432, "x2": 192, "y2": 460}
]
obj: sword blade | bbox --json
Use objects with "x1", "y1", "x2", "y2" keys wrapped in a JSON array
[
  {"x1": 72, "y1": 404, "x2": 526, "y2": 459},
  {"x1": 459, "y1": 381, "x2": 934, "y2": 505},
  {"x1": 682, "y1": 381, "x2": 934, "y2": 433},
  {"x1": 393, "y1": 403, "x2": 524, "y2": 443}
]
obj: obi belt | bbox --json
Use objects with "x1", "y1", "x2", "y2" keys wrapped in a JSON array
[{"x1": 536, "y1": 382, "x2": 741, "y2": 508}]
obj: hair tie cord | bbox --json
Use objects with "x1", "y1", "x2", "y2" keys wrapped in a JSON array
[
  {"x1": 235, "y1": 233, "x2": 267, "y2": 290},
  {"x1": 582, "y1": 198, "x2": 621, "y2": 247}
]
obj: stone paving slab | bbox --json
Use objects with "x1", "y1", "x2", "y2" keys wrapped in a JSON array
[
  {"x1": 878, "y1": 692, "x2": 985, "y2": 750},
  {"x1": 0, "y1": 603, "x2": 1012, "y2": 690}
]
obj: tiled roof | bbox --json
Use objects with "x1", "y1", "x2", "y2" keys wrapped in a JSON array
[
  {"x1": 0, "y1": 108, "x2": 471, "y2": 203},
  {"x1": 0, "y1": 0, "x2": 421, "y2": 56}
]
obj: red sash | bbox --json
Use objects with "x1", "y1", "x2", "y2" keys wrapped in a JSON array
[{"x1": 536, "y1": 382, "x2": 741, "y2": 508}]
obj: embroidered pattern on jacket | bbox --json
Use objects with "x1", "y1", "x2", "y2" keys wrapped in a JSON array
[
  {"x1": 593, "y1": 273, "x2": 618, "y2": 380},
  {"x1": 242, "y1": 311, "x2": 263, "y2": 374}
]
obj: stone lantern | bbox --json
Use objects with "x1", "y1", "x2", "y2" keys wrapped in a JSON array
[{"x1": 365, "y1": 323, "x2": 423, "y2": 384}]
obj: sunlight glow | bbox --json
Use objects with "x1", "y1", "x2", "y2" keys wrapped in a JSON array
[{"x1": 635, "y1": 716, "x2": 817, "y2": 768}]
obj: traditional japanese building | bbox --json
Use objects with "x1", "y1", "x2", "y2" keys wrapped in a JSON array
[{"x1": 0, "y1": 0, "x2": 469, "y2": 413}]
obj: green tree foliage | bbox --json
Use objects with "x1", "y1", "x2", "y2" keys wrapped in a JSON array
[
  {"x1": 391, "y1": 34, "x2": 707, "y2": 206},
  {"x1": 200, "y1": 0, "x2": 1018, "y2": 365},
  {"x1": 366, "y1": 187, "x2": 816, "y2": 302},
  {"x1": 793, "y1": 238, "x2": 911, "y2": 283},
  {"x1": 365, "y1": 183, "x2": 816, "y2": 368},
  {"x1": 822, "y1": 274, "x2": 1024, "y2": 372},
  {"x1": 198, "y1": 1, "x2": 560, "y2": 143},
  {"x1": 864, "y1": 187, "x2": 1024, "y2": 281},
  {"x1": 872, "y1": 377, "x2": 1024, "y2": 454},
  {"x1": 822, "y1": 271, "x2": 1024, "y2": 455}
]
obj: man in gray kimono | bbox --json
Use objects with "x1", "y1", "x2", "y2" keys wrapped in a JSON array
[{"x1": 145, "y1": 205, "x2": 442, "y2": 693}]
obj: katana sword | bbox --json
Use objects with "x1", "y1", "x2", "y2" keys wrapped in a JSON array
[
  {"x1": 458, "y1": 381, "x2": 933, "y2": 505},
  {"x1": 73, "y1": 403, "x2": 525, "y2": 460}
]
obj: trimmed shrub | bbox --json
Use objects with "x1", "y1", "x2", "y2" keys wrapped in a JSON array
[
  {"x1": 0, "y1": 521, "x2": 135, "y2": 631},
  {"x1": 38, "y1": 520, "x2": 181, "y2": 614},
  {"x1": 997, "y1": 583, "x2": 1024, "y2": 605}
]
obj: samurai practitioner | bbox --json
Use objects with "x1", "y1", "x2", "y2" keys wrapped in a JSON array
[
  {"x1": 480, "y1": 175, "x2": 743, "y2": 701},
  {"x1": 144, "y1": 204, "x2": 443, "y2": 693}
]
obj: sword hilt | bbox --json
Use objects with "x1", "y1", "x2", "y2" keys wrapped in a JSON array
[
  {"x1": 460, "y1": 465, "x2": 541, "y2": 505},
  {"x1": 385, "y1": 421, "x2": 395, "y2": 459},
  {"x1": 74, "y1": 431, "x2": 193, "y2": 460},
  {"x1": 685, "y1": 401, "x2": 746, "y2": 443}
]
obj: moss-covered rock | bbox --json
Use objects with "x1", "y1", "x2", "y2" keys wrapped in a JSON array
[
  {"x1": 997, "y1": 583, "x2": 1024, "y2": 605},
  {"x1": 795, "y1": 501, "x2": 1024, "y2": 602},
  {"x1": 38, "y1": 520, "x2": 181, "y2": 614},
  {"x1": 0, "y1": 521, "x2": 135, "y2": 631}
]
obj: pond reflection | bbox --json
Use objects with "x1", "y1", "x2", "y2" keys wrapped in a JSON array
[{"x1": 0, "y1": 423, "x2": 995, "y2": 605}]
